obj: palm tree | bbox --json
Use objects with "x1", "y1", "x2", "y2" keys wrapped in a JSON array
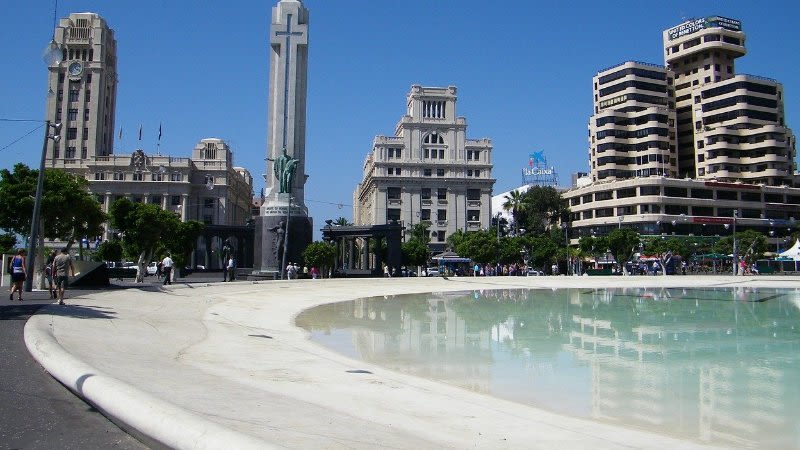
[
  {"x1": 333, "y1": 217, "x2": 351, "y2": 226},
  {"x1": 502, "y1": 190, "x2": 525, "y2": 234}
]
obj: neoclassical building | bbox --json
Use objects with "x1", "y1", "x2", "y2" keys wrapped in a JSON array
[
  {"x1": 41, "y1": 12, "x2": 254, "y2": 266},
  {"x1": 565, "y1": 16, "x2": 799, "y2": 244},
  {"x1": 354, "y1": 85, "x2": 495, "y2": 251}
]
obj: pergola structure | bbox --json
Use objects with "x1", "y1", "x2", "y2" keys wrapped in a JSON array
[{"x1": 321, "y1": 223, "x2": 403, "y2": 277}]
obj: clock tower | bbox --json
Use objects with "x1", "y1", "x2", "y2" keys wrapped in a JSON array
[{"x1": 44, "y1": 12, "x2": 117, "y2": 164}]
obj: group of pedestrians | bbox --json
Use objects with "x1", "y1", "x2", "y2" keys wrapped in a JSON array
[{"x1": 8, "y1": 247, "x2": 75, "y2": 305}]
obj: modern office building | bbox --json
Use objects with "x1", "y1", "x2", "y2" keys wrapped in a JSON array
[
  {"x1": 354, "y1": 85, "x2": 495, "y2": 251},
  {"x1": 564, "y1": 16, "x2": 799, "y2": 244},
  {"x1": 43, "y1": 13, "x2": 254, "y2": 234}
]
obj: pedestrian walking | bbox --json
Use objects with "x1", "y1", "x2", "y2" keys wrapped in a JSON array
[
  {"x1": 44, "y1": 253, "x2": 56, "y2": 299},
  {"x1": 162, "y1": 253, "x2": 174, "y2": 285},
  {"x1": 8, "y1": 249, "x2": 27, "y2": 301},
  {"x1": 226, "y1": 256, "x2": 236, "y2": 282},
  {"x1": 52, "y1": 247, "x2": 75, "y2": 305}
]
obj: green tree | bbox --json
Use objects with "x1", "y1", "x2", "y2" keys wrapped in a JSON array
[
  {"x1": 453, "y1": 229, "x2": 498, "y2": 264},
  {"x1": 714, "y1": 229, "x2": 767, "y2": 264},
  {"x1": 643, "y1": 237, "x2": 688, "y2": 275},
  {"x1": 303, "y1": 241, "x2": 336, "y2": 277},
  {"x1": 517, "y1": 186, "x2": 569, "y2": 235},
  {"x1": 607, "y1": 228, "x2": 641, "y2": 275},
  {"x1": 0, "y1": 233, "x2": 17, "y2": 255},
  {"x1": 502, "y1": 190, "x2": 525, "y2": 234},
  {"x1": 163, "y1": 220, "x2": 205, "y2": 269},
  {"x1": 525, "y1": 234, "x2": 559, "y2": 271},
  {"x1": 108, "y1": 198, "x2": 202, "y2": 282},
  {"x1": 94, "y1": 239, "x2": 123, "y2": 263},
  {"x1": 402, "y1": 239, "x2": 430, "y2": 268},
  {"x1": 333, "y1": 217, "x2": 351, "y2": 226},
  {"x1": 0, "y1": 164, "x2": 106, "y2": 285}
]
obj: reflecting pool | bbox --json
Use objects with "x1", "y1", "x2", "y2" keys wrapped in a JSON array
[{"x1": 296, "y1": 287, "x2": 800, "y2": 448}]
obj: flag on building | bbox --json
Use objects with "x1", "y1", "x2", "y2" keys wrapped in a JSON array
[
  {"x1": 158, "y1": 123, "x2": 162, "y2": 141},
  {"x1": 138, "y1": 125, "x2": 142, "y2": 141},
  {"x1": 118, "y1": 127, "x2": 122, "y2": 140}
]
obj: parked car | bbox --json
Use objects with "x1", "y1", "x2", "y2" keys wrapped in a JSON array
[
  {"x1": 526, "y1": 268, "x2": 543, "y2": 276},
  {"x1": 146, "y1": 262, "x2": 158, "y2": 275},
  {"x1": 426, "y1": 267, "x2": 440, "y2": 277}
]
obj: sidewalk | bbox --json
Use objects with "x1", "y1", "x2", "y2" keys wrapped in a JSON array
[{"x1": 24, "y1": 275, "x2": 800, "y2": 449}]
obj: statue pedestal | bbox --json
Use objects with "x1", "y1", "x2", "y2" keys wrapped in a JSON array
[{"x1": 253, "y1": 196, "x2": 313, "y2": 275}]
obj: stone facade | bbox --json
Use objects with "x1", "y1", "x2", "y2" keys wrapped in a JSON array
[
  {"x1": 354, "y1": 85, "x2": 495, "y2": 251},
  {"x1": 43, "y1": 13, "x2": 254, "y2": 240}
]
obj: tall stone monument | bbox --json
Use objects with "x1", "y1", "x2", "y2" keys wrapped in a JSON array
[{"x1": 254, "y1": 0, "x2": 313, "y2": 277}]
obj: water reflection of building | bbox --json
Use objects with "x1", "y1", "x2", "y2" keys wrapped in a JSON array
[
  {"x1": 564, "y1": 287, "x2": 798, "y2": 447},
  {"x1": 336, "y1": 293, "x2": 494, "y2": 393},
  {"x1": 299, "y1": 288, "x2": 800, "y2": 447}
]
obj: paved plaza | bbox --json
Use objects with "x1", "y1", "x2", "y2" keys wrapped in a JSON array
[{"x1": 23, "y1": 275, "x2": 800, "y2": 449}]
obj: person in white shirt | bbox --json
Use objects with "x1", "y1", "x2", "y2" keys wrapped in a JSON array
[
  {"x1": 162, "y1": 254, "x2": 174, "y2": 285},
  {"x1": 227, "y1": 256, "x2": 236, "y2": 281}
]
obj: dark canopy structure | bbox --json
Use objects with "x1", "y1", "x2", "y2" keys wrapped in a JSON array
[{"x1": 321, "y1": 223, "x2": 403, "y2": 277}]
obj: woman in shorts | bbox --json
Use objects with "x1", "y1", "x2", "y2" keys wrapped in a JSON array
[{"x1": 8, "y1": 249, "x2": 27, "y2": 301}]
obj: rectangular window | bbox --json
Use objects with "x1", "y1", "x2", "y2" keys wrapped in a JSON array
[
  {"x1": 84, "y1": 108, "x2": 90, "y2": 121},
  {"x1": 467, "y1": 210, "x2": 480, "y2": 221},
  {"x1": 112, "y1": 172, "x2": 124, "y2": 180},
  {"x1": 395, "y1": 167, "x2": 401, "y2": 175},
  {"x1": 436, "y1": 231, "x2": 445, "y2": 242},
  {"x1": 387, "y1": 167, "x2": 394, "y2": 175},
  {"x1": 82, "y1": 127, "x2": 88, "y2": 139},
  {"x1": 421, "y1": 188, "x2": 431, "y2": 199},
  {"x1": 151, "y1": 173, "x2": 164, "y2": 181},
  {"x1": 68, "y1": 109, "x2": 78, "y2": 121},
  {"x1": 94, "y1": 172, "x2": 106, "y2": 180},
  {"x1": 69, "y1": 88, "x2": 79, "y2": 102},
  {"x1": 387, "y1": 187, "x2": 401, "y2": 200},
  {"x1": 423, "y1": 169, "x2": 432, "y2": 177},
  {"x1": 420, "y1": 209, "x2": 431, "y2": 220},
  {"x1": 132, "y1": 172, "x2": 144, "y2": 181},
  {"x1": 387, "y1": 208, "x2": 401, "y2": 221},
  {"x1": 171, "y1": 195, "x2": 181, "y2": 206},
  {"x1": 438, "y1": 149, "x2": 444, "y2": 159},
  {"x1": 741, "y1": 192, "x2": 762, "y2": 202},
  {"x1": 81, "y1": 147, "x2": 87, "y2": 159},
  {"x1": 474, "y1": 170, "x2": 480, "y2": 177},
  {"x1": 467, "y1": 189, "x2": 480, "y2": 201},
  {"x1": 170, "y1": 173, "x2": 182, "y2": 181},
  {"x1": 437, "y1": 209, "x2": 447, "y2": 221},
  {"x1": 640, "y1": 186, "x2": 660, "y2": 196},
  {"x1": 716, "y1": 190, "x2": 738, "y2": 200},
  {"x1": 437, "y1": 188, "x2": 447, "y2": 200},
  {"x1": 86, "y1": 73, "x2": 92, "y2": 83},
  {"x1": 67, "y1": 128, "x2": 77, "y2": 140},
  {"x1": 65, "y1": 146, "x2": 76, "y2": 158},
  {"x1": 204, "y1": 198, "x2": 215, "y2": 209},
  {"x1": 436, "y1": 168, "x2": 445, "y2": 177}
]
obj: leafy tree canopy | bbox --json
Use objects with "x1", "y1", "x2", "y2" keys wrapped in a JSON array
[
  {"x1": 516, "y1": 186, "x2": 569, "y2": 235},
  {"x1": 303, "y1": 241, "x2": 336, "y2": 270}
]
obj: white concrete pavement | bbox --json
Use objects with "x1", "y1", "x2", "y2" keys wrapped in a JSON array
[{"x1": 23, "y1": 275, "x2": 800, "y2": 449}]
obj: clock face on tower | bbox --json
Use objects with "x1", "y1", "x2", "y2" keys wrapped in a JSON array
[{"x1": 68, "y1": 61, "x2": 83, "y2": 76}]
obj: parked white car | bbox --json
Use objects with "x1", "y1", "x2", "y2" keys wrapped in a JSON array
[
  {"x1": 146, "y1": 262, "x2": 158, "y2": 275},
  {"x1": 526, "y1": 268, "x2": 543, "y2": 276},
  {"x1": 426, "y1": 267, "x2": 440, "y2": 277}
]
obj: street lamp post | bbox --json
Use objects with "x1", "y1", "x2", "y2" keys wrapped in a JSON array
[
  {"x1": 562, "y1": 222, "x2": 570, "y2": 275},
  {"x1": 25, "y1": 121, "x2": 61, "y2": 292},
  {"x1": 732, "y1": 209, "x2": 739, "y2": 276},
  {"x1": 280, "y1": 196, "x2": 293, "y2": 280}
]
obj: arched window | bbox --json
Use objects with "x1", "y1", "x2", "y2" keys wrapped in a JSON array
[{"x1": 424, "y1": 132, "x2": 444, "y2": 144}]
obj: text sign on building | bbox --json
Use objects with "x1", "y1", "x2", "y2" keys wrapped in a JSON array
[{"x1": 667, "y1": 16, "x2": 741, "y2": 40}]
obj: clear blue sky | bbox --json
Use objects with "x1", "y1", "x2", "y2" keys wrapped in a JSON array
[{"x1": 2, "y1": 1, "x2": 799, "y2": 239}]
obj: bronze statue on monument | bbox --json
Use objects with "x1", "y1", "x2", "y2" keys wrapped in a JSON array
[{"x1": 267, "y1": 148, "x2": 299, "y2": 194}]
